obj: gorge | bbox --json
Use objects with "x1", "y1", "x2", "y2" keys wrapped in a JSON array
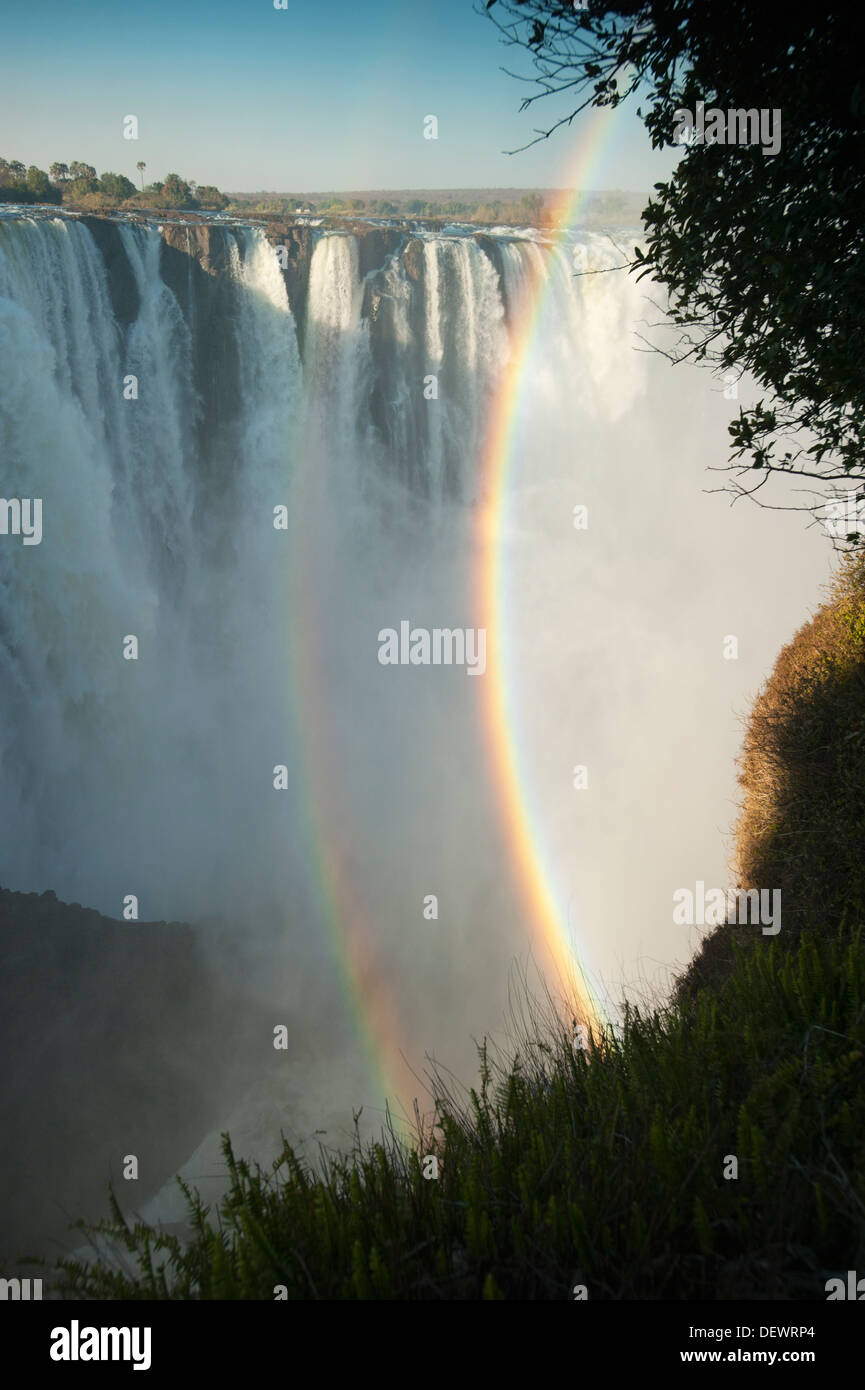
[{"x1": 0, "y1": 208, "x2": 829, "y2": 1267}]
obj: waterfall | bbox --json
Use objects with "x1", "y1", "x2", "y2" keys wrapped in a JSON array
[
  {"x1": 0, "y1": 216, "x2": 531, "y2": 927},
  {"x1": 0, "y1": 216, "x2": 302, "y2": 920},
  {"x1": 0, "y1": 214, "x2": 830, "y2": 1246},
  {"x1": 303, "y1": 233, "x2": 368, "y2": 462},
  {"x1": 0, "y1": 209, "x2": 828, "y2": 963}
]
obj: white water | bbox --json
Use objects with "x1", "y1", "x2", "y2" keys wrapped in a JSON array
[{"x1": 0, "y1": 218, "x2": 302, "y2": 927}]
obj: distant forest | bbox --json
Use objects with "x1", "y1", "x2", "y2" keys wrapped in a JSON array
[
  {"x1": 0, "y1": 160, "x2": 643, "y2": 227},
  {"x1": 229, "y1": 187, "x2": 645, "y2": 226}
]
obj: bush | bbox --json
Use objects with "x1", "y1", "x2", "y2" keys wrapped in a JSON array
[
  {"x1": 195, "y1": 185, "x2": 229, "y2": 211},
  {"x1": 98, "y1": 172, "x2": 137, "y2": 201},
  {"x1": 0, "y1": 179, "x2": 61, "y2": 206},
  {"x1": 735, "y1": 552, "x2": 865, "y2": 940},
  {"x1": 157, "y1": 173, "x2": 197, "y2": 209},
  {"x1": 73, "y1": 191, "x2": 117, "y2": 212}
]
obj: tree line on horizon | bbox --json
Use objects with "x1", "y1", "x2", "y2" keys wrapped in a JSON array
[
  {"x1": 311, "y1": 190, "x2": 546, "y2": 222},
  {"x1": 0, "y1": 161, "x2": 546, "y2": 224},
  {"x1": 0, "y1": 157, "x2": 229, "y2": 212},
  {"x1": 230, "y1": 188, "x2": 638, "y2": 226},
  {"x1": 0, "y1": 157, "x2": 639, "y2": 231},
  {"x1": 223, "y1": 190, "x2": 547, "y2": 222}
]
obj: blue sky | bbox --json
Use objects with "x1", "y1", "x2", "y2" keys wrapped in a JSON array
[{"x1": 1, "y1": 0, "x2": 677, "y2": 191}]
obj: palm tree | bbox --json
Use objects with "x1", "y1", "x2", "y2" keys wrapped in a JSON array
[{"x1": 136, "y1": 161, "x2": 146, "y2": 192}]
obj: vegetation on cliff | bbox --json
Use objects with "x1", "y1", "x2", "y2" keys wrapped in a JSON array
[{"x1": 54, "y1": 937, "x2": 865, "y2": 1299}]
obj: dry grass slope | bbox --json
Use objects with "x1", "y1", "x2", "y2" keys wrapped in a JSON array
[{"x1": 678, "y1": 552, "x2": 865, "y2": 1001}]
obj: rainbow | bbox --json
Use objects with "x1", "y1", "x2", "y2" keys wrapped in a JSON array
[
  {"x1": 288, "y1": 563, "x2": 415, "y2": 1128},
  {"x1": 292, "y1": 106, "x2": 625, "y2": 1114},
  {"x1": 474, "y1": 105, "x2": 628, "y2": 1038}
]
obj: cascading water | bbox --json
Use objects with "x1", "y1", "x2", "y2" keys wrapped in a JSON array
[
  {"x1": 0, "y1": 213, "x2": 829, "y2": 1249},
  {"x1": 0, "y1": 216, "x2": 301, "y2": 924}
]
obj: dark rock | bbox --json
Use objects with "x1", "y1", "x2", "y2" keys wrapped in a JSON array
[
  {"x1": 0, "y1": 885, "x2": 272, "y2": 1275},
  {"x1": 474, "y1": 233, "x2": 507, "y2": 318},
  {"x1": 356, "y1": 227, "x2": 402, "y2": 281},
  {"x1": 80, "y1": 217, "x2": 139, "y2": 328},
  {"x1": 265, "y1": 222, "x2": 315, "y2": 356},
  {"x1": 402, "y1": 237, "x2": 425, "y2": 283}
]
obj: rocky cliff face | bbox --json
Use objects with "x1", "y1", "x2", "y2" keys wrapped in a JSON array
[
  {"x1": 81, "y1": 216, "x2": 140, "y2": 325},
  {"x1": 83, "y1": 213, "x2": 506, "y2": 367}
]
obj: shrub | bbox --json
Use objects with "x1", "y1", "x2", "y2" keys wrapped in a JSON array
[{"x1": 735, "y1": 552, "x2": 865, "y2": 939}]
